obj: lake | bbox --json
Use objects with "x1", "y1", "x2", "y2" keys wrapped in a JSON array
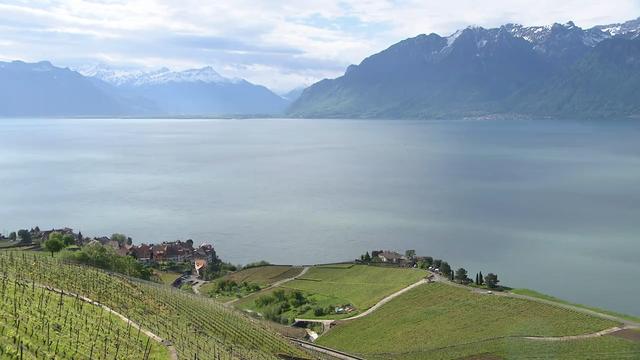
[{"x1": 0, "y1": 118, "x2": 638, "y2": 316}]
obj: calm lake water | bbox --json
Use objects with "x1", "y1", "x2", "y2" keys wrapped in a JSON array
[{"x1": 0, "y1": 118, "x2": 638, "y2": 315}]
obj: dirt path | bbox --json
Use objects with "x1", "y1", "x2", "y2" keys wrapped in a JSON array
[
  {"x1": 343, "y1": 278, "x2": 427, "y2": 321},
  {"x1": 431, "y1": 273, "x2": 640, "y2": 327},
  {"x1": 523, "y1": 326, "x2": 634, "y2": 341},
  {"x1": 224, "y1": 266, "x2": 310, "y2": 306},
  {"x1": 43, "y1": 285, "x2": 179, "y2": 360}
]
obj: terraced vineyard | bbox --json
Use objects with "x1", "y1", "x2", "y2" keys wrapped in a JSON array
[{"x1": 0, "y1": 251, "x2": 309, "y2": 360}]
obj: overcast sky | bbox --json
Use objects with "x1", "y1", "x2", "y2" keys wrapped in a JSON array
[{"x1": 0, "y1": 1, "x2": 638, "y2": 92}]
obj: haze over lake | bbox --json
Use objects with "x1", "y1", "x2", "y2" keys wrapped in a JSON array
[{"x1": 1, "y1": 118, "x2": 638, "y2": 316}]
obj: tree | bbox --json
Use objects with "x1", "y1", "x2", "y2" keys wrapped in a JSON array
[
  {"x1": 405, "y1": 250, "x2": 416, "y2": 259},
  {"x1": 450, "y1": 271, "x2": 454, "y2": 281},
  {"x1": 424, "y1": 256, "x2": 433, "y2": 267},
  {"x1": 479, "y1": 271, "x2": 484, "y2": 285},
  {"x1": 433, "y1": 259, "x2": 442, "y2": 269},
  {"x1": 364, "y1": 251, "x2": 371, "y2": 262},
  {"x1": 455, "y1": 268, "x2": 469, "y2": 283},
  {"x1": 62, "y1": 234, "x2": 75, "y2": 246},
  {"x1": 17, "y1": 229, "x2": 31, "y2": 244},
  {"x1": 111, "y1": 233, "x2": 127, "y2": 245},
  {"x1": 485, "y1": 273, "x2": 499, "y2": 289},
  {"x1": 9, "y1": 232, "x2": 17, "y2": 241},
  {"x1": 44, "y1": 237, "x2": 64, "y2": 257},
  {"x1": 440, "y1": 261, "x2": 451, "y2": 276}
]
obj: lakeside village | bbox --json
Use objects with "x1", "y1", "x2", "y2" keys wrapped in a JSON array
[
  {"x1": 0, "y1": 227, "x2": 220, "y2": 282},
  {"x1": 1, "y1": 227, "x2": 501, "y2": 294}
]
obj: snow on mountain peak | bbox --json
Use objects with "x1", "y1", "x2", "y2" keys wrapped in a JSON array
[{"x1": 76, "y1": 64, "x2": 236, "y2": 86}]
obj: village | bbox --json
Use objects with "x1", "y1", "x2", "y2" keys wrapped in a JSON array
[{"x1": 0, "y1": 226, "x2": 217, "y2": 273}]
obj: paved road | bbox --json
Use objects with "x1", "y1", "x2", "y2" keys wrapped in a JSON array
[{"x1": 286, "y1": 337, "x2": 365, "y2": 360}]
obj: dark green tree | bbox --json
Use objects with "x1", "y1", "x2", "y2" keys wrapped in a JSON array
[
  {"x1": 62, "y1": 234, "x2": 75, "y2": 246},
  {"x1": 440, "y1": 261, "x2": 451, "y2": 276},
  {"x1": 17, "y1": 229, "x2": 31, "y2": 244},
  {"x1": 405, "y1": 249, "x2": 416, "y2": 259},
  {"x1": 424, "y1": 256, "x2": 433, "y2": 267},
  {"x1": 485, "y1": 273, "x2": 499, "y2": 289},
  {"x1": 433, "y1": 259, "x2": 442, "y2": 269},
  {"x1": 9, "y1": 232, "x2": 17, "y2": 241},
  {"x1": 455, "y1": 268, "x2": 469, "y2": 283},
  {"x1": 479, "y1": 271, "x2": 484, "y2": 285},
  {"x1": 364, "y1": 251, "x2": 372, "y2": 262}
]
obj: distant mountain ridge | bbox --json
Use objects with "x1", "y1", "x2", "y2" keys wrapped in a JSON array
[
  {"x1": 289, "y1": 17, "x2": 640, "y2": 119},
  {"x1": 0, "y1": 62, "x2": 289, "y2": 117}
]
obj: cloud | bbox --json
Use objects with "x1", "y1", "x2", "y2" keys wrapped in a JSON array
[{"x1": 0, "y1": 0, "x2": 638, "y2": 92}]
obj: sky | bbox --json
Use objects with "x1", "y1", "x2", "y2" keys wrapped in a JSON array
[{"x1": 0, "y1": 1, "x2": 638, "y2": 93}]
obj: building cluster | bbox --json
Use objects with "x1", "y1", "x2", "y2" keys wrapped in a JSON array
[
  {"x1": 15, "y1": 226, "x2": 216, "y2": 267},
  {"x1": 128, "y1": 241, "x2": 216, "y2": 265},
  {"x1": 370, "y1": 250, "x2": 421, "y2": 267}
]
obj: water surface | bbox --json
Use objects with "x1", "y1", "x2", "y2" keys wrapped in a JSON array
[{"x1": 0, "y1": 118, "x2": 638, "y2": 316}]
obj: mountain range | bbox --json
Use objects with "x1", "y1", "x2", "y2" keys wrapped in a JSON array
[
  {"x1": 2, "y1": 17, "x2": 640, "y2": 118},
  {"x1": 0, "y1": 62, "x2": 289, "y2": 117},
  {"x1": 289, "y1": 17, "x2": 640, "y2": 119}
]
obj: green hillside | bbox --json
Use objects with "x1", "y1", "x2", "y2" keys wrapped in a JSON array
[
  {"x1": 0, "y1": 277, "x2": 168, "y2": 359},
  {"x1": 0, "y1": 251, "x2": 309, "y2": 360},
  {"x1": 318, "y1": 282, "x2": 638, "y2": 359}
]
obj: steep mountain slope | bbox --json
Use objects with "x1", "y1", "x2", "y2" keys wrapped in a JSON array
[
  {"x1": 289, "y1": 27, "x2": 551, "y2": 118},
  {"x1": 0, "y1": 61, "x2": 125, "y2": 116},
  {"x1": 289, "y1": 17, "x2": 640, "y2": 119},
  {"x1": 510, "y1": 37, "x2": 640, "y2": 117}
]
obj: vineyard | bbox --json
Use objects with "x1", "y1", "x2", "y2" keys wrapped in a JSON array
[
  {"x1": 318, "y1": 282, "x2": 637, "y2": 359},
  {"x1": 0, "y1": 251, "x2": 310, "y2": 360}
]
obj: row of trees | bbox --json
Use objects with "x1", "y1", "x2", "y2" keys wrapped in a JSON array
[{"x1": 415, "y1": 255, "x2": 501, "y2": 289}]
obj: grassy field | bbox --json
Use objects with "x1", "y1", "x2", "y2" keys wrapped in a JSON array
[
  {"x1": 511, "y1": 288, "x2": 640, "y2": 323},
  {"x1": 284, "y1": 264, "x2": 426, "y2": 311},
  {"x1": 236, "y1": 264, "x2": 426, "y2": 320},
  {"x1": 317, "y1": 282, "x2": 635, "y2": 359},
  {"x1": 201, "y1": 265, "x2": 304, "y2": 302},
  {"x1": 236, "y1": 286, "x2": 354, "y2": 321},
  {"x1": 220, "y1": 265, "x2": 304, "y2": 286},
  {"x1": 0, "y1": 251, "x2": 309, "y2": 360}
]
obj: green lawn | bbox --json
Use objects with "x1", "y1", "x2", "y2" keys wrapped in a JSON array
[
  {"x1": 318, "y1": 282, "x2": 629, "y2": 359},
  {"x1": 283, "y1": 264, "x2": 426, "y2": 311}
]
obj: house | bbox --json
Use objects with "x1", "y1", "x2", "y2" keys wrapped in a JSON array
[
  {"x1": 131, "y1": 244, "x2": 152, "y2": 262},
  {"x1": 194, "y1": 244, "x2": 216, "y2": 263},
  {"x1": 378, "y1": 251, "x2": 403, "y2": 263}
]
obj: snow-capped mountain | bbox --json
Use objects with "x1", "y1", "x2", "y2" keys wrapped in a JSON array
[
  {"x1": 594, "y1": 17, "x2": 640, "y2": 36},
  {"x1": 75, "y1": 64, "x2": 289, "y2": 115},
  {"x1": 77, "y1": 64, "x2": 239, "y2": 86},
  {"x1": 290, "y1": 16, "x2": 640, "y2": 119}
]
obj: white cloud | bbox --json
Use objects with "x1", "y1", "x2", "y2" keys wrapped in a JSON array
[{"x1": 0, "y1": 0, "x2": 637, "y2": 92}]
